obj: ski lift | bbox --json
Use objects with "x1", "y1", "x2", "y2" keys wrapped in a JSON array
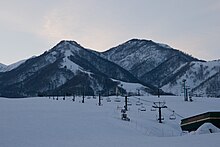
[
  {"x1": 106, "y1": 97, "x2": 111, "y2": 102},
  {"x1": 169, "y1": 111, "x2": 176, "y2": 120},
  {"x1": 114, "y1": 97, "x2": 121, "y2": 102},
  {"x1": 136, "y1": 101, "x2": 142, "y2": 106},
  {"x1": 139, "y1": 106, "x2": 146, "y2": 111},
  {"x1": 127, "y1": 101, "x2": 132, "y2": 106},
  {"x1": 151, "y1": 106, "x2": 156, "y2": 111},
  {"x1": 136, "y1": 98, "x2": 143, "y2": 106}
]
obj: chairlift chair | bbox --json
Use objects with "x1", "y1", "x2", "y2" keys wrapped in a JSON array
[
  {"x1": 151, "y1": 106, "x2": 156, "y2": 111},
  {"x1": 106, "y1": 97, "x2": 111, "y2": 102},
  {"x1": 169, "y1": 111, "x2": 176, "y2": 120},
  {"x1": 127, "y1": 101, "x2": 132, "y2": 106},
  {"x1": 136, "y1": 101, "x2": 142, "y2": 106},
  {"x1": 114, "y1": 97, "x2": 121, "y2": 102},
  {"x1": 139, "y1": 106, "x2": 146, "y2": 111}
]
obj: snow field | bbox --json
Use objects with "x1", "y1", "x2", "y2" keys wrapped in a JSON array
[{"x1": 0, "y1": 96, "x2": 219, "y2": 147}]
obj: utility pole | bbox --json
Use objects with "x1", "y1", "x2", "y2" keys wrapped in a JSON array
[
  {"x1": 153, "y1": 102, "x2": 167, "y2": 123},
  {"x1": 82, "y1": 93, "x2": 85, "y2": 103},
  {"x1": 98, "y1": 91, "x2": 101, "y2": 106},
  {"x1": 72, "y1": 93, "x2": 75, "y2": 102},
  {"x1": 82, "y1": 86, "x2": 85, "y2": 103},
  {"x1": 124, "y1": 96, "x2": 128, "y2": 111},
  {"x1": 82, "y1": 92, "x2": 85, "y2": 103},
  {"x1": 182, "y1": 79, "x2": 187, "y2": 101}
]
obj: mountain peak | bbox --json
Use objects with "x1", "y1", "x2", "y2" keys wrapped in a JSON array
[
  {"x1": 125, "y1": 38, "x2": 154, "y2": 45},
  {"x1": 50, "y1": 40, "x2": 84, "y2": 54},
  {"x1": 126, "y1": 38, "x2": 173, "y2": 49},
  {"x1": 56, "y1": 40, "x2": 82, "y2": 48},
  {"x1": 58, "y1": 40, "x2": 79, "y2": 45}
]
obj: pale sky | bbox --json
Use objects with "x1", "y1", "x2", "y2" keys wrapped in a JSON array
[{"x1": 0, "y1": 0, "x2": 220, "y2": 65}]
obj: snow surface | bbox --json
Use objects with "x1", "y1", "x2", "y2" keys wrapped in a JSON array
[
  {"x1": 61, "y1": 51, "x2": 80, "y2": 73},
  {"x1": 0, "y1": 96, "x2": 219, "y2": 147},
  {"x1": 112, "y1": 79, "x2": 150, "y2": 95}
]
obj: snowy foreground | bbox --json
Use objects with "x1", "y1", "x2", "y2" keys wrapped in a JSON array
[{"x1": 0, "y1": 96, "x2": 219, "y2": 147}]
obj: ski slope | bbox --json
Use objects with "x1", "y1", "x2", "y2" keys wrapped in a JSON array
[{"x1": 0, "y1": 96, "x2": 219, "y2": 147}]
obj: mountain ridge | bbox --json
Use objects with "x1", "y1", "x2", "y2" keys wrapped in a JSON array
[
  {"x1": 0, "y1": 40, "x2": 153, "y2": 97},
  {"x1": 0, "y1": 39, "x2": 219, "y2": 97}
]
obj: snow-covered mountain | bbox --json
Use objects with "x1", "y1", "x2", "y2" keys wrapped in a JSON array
[
  {"x1": 0, "y1": 39, "x2": 219, "y2": 97},
  {"x1": 0, "y1": 40, "x2": 153, "y2": 97},
  {"x1": 100, "y1": 39, "x2": 219, "y2": 97},
  {"x1": 192, "y1": 72, "x2": 220, "y2": 97},
  {"x1": 101, "y1": 39, "x2": 198, "y2": 79},
  {"x1": 0, "y1": 63, "x2": 7, "y2": 72},
  {"x1": 0, "y1": 59, "x2": 27, "y2": 72},
  {"x1": 162, "y1": 60, "x2": 220, "y2": 97}
]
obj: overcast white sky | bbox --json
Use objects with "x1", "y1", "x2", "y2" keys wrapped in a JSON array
[{"x1": 0, "y1": 0, "x2": 220, "y2": 65}]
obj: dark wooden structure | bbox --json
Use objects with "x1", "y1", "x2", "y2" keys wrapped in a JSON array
[{"x1": 181, "y1": 112, "x2": 220, "y2": 132}]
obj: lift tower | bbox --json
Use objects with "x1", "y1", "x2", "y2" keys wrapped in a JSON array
[{"x1": 153, "y1": 102, "x2": 167, "y2": 123}]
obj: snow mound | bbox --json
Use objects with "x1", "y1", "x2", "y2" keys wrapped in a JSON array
[{"x1": 195, "y1": 123, "x2": 220, "y2": 135}]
